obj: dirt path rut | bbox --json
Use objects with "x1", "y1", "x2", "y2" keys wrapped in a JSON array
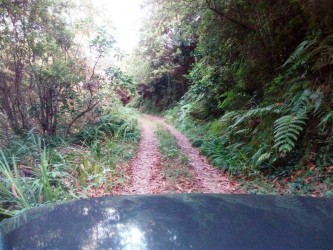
[{"x1": 121, "y1": 117, "x2": 162, "y2": 194}]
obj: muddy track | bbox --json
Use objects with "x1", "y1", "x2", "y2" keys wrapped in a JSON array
[{"x1": 120, "y1": 114, "x2": 239, "y2": 195}]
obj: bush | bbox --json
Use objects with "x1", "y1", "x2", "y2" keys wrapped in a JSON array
[{"x1": 0, "y1": 107, "x2": 140, "y2": 218}]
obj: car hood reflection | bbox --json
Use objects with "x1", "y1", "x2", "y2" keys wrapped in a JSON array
[
  {"x1": 83, "y1": 207, "x2": 147, "y2": 250},
  {"x1": 1, "y1": 194, "x2": 333, "y2": 249}
]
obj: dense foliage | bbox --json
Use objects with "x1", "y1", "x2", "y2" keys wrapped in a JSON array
[
  {"x1": 133, "y1": 0, "x2": 333, "y2": 196},
  {"x1": 0, "y1": 0, "x2": 129, "y2": 138},
  {"x1": 0, "y1": 0, "x2": 139, "y2": 218},
  {"x1": 0, "y1": 107, "x2": 139, "y2": 218}
]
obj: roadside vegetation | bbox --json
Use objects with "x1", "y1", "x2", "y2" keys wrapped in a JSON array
[
  {"x1": 165, "y1": 111, "x2": 332, "y2": 197},
  {"x1": 0, "y1": 107, "x2": 139, "y2": 218},
  {"x1": 0, "y1": 0, "x2": 139, "y2": 220}
]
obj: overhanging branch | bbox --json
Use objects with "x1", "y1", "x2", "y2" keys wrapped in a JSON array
[{"x1": 205, "y1": 0, "x2": 256, "y2": 32}]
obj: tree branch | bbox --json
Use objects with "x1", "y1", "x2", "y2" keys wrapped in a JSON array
[
  {"x1": 66, "y1": 100, "x2": 99, "y2": 135},
  {"x1": 90, "y1": 54, "x2": 102, "y2": 81},
  {"x1": 205, "y1": 0, "x2": 256, "y2": 32}
]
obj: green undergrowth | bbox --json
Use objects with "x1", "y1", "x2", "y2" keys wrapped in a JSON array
[
  {"x1": 156, "y1": 128, "x2": 192, "y2": 185},
  {"x1": 129, "y1": 97, "x2": 161, "y2": 114},
  {"x1": 164, "y1": 107, "x2": 333, "y2": 198},
  {"x1": 0, "y1": 107, "x2": 139, "y2": 220}
]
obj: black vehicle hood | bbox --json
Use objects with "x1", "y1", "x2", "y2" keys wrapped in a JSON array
[{"x1": 1, "y1": 194, "x2": 333, "y2": 249}]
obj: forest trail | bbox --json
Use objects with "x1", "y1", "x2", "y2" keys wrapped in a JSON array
[
  {"x1": 121, "y1": 116, "x2": 163, "y2": 194},
  {"x1": 120, "y1": 114, "x2": 240, "y2": 195}
]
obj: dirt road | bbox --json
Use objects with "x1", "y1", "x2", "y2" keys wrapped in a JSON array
[{"x1": 119, "y1": 115, "x2": 240, "y2": 195}]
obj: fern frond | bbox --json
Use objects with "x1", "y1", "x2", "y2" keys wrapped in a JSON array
[
  {"x1": 311, "y1": 34, "x2": 333, "y2": 71},
  {"x1": 283, "y1": 39, "x2": 316, "y2": 70},
  {"x1": 251, "y1": 145, "x2": 269, "y2": 165},
  {"x1": 218, "y1": 111, "x2": 238, "y2": 125},
  {"x1": 228, "y1": 105, "x2": 275, "y2": 129},
  {"x1": 235, "y1": 128, "x2": 250, "y2": 135},
  {"x1": 284, "y1": 89, "x2": 324, "y2": 114},
  {"x1": 218, "y1": 90, "x2": 241, "y2": 110},
  {"x1": 274, "y1": 113, "x2": 308, "y2": 153},
  {"x1": 257, "y1": 153, "x2": 272, "y2": 166},
  {"x1": 317, "y1": 109, "x2": 333, "y2": 135}
]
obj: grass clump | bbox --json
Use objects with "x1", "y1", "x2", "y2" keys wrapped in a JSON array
[
  {"x1": 0, "y1": 107, "x2": 140, "y2": 220},
  {"x1": 156, "y1": 128, "x2": 192, "y2": 185},
  {"x1": 0, "y1": 134, "x2": 80, "y2": 218}
]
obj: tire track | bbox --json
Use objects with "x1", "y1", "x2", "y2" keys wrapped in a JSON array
[
  {"x1": 145, "y1": 115, "x2": 239, "y2": 193},
  {"x1": 121, "y1": 116, "x2": 163, "y2": 194}
]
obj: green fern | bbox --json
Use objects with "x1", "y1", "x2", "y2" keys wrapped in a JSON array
[
  {"x1": 283, "y1": 39, "x2": 316, "y2": 71},
  {"x1": 257, "y1": 152, "x2": 272, "y2": 165},
  {"x1": 235, "y1": 128, "x2": 251, "y2": 135},
  {"x1": 274, "y1": 113, "x2": 307, "y2": 153},
  {"x1": 311, "y1": 34, "x2": 333, "y2": 71},
  {"x1": 317, "y1": 109, "x2": 333, "y2": 136},
  {"x1": 218, "y1": 111, "x2": 238, "y2": 125},
  {"x1": 252, "y1": 146, "x2": 272, "y2": 167},
  {"x1": 287, "y1": 89, "x2": 323, "y2": 114},
  {"x1": 228, "y1": 105, "x2": 275, "y2": 129}
]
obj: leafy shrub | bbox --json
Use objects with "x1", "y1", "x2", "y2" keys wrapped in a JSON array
[
  {"x1": 73, "y1": 109, "x2": 139, "y2": 145},
  {"x1": 0, "y1": 108, "x2": 140, "y2": 218}
]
